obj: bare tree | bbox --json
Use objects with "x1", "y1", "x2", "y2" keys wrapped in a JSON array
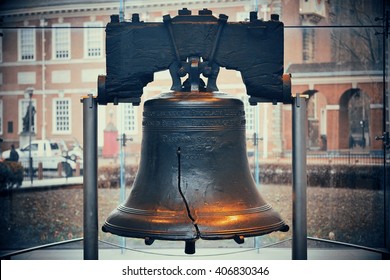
[{"x1": 329, "y1": 0, "x2": 383, "y2": 65}]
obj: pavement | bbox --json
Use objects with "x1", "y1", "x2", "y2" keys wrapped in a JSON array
[
  {"x1": 0, "y1": 245, "x2": 383, "y2": 260},
  {"x1": 4, "y1": 176, "x2": 387, "y2": 261}
]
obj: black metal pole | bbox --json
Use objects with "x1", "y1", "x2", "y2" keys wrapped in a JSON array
[
  {"x1": 382, "y1": 8, "x2": 390, "y2": 258},
  {"x1": 28, "y1": 95, "x2": 33, "y2": 184},
  {"x1": 82, "y1": 94, "x2": 98, "y2": 260},
  {"x1": 292, "y1": 94, "x2": 308, "y2": 260}
]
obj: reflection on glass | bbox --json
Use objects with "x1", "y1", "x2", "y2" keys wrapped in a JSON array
[{"x1": 0, "y1": 0, "x2": 387, "y2": 258}]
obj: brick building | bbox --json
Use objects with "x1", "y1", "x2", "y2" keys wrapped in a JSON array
[{"x1": 0, "y1": 0, "x2": 386, "y2": 160}]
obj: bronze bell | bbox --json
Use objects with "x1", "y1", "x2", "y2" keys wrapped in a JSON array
[{"x1": 102, "y1": 90, "x2": 289, "y2": 254}]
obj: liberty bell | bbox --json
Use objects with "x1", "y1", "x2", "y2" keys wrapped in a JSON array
[{"x1": 100, "y1": 9, "x2": 291, "y2": 254}]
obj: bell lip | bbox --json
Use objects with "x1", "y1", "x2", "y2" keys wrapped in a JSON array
[
  {"x1": 102, "y1": 222, "x2": 198, "y2": 241},
  {"x1": 197, "y1": 221, "x2": 289, "y2": 240},
  {"x1": 102, "y1": 205, "x2": 289, "y2": 241},
  {"x1": 117, "y1": 205, "x2": 187, "y2": 216},
  {"x1": 102, "y1": 220, "x2": 289, "y2": 242},
  {"x1": 116, "y1": 204, "x2": 274, "y2": 216}
]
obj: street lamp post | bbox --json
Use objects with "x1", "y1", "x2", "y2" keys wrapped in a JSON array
[
  {"x1": 25, "y1": 88, "x2": 34, "y2": 184},
  {"x1": 117, "y1": 132, "x2": 132, "y2": 253}
]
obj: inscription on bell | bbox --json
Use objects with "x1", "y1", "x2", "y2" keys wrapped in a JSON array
[
  {"x1": 162, "y1": 134, "x2": 218, "y2": 159},
  {"x1": 143, "y1": 108, "x2": 245, "y2": 118},
  {"x1": 162, "y1": 135, "x2": 218, "y2": 144},
  {"x1": 143, "y1": 118, "x2": 246, "y2": 129}
]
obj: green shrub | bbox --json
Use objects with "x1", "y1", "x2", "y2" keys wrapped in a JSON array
[
  {"x1": 256, "y1": 163, "x2": 383, "y2": 190},
  {"x1": 0, "y1": 161, "x2": 24, "y2": 190}
]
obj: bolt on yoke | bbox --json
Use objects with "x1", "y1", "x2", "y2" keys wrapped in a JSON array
[{"x1": 97, "y1": 8, "x2": 291, "y2": 106}]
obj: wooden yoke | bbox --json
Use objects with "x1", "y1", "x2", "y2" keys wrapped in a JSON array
[{"x1": 97, "y1": 8, "x2": 291, "y2": 106}]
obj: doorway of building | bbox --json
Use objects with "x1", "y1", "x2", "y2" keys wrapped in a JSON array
[
  {"x1": 347, "y1": 89, "x2": 371, "y2": 150},
  {"x1": 307, "y1": 90, "x2": 328, "y2": 151}
]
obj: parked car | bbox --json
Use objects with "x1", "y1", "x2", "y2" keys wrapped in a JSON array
[{"x1": 2, "y1": 139, "x2": 83, "y2": 177}]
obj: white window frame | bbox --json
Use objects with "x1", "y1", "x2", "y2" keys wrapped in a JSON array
[
  {"x1": 52, "y1": 98, "x2": 72, "y2": 134},
  {"x1": 122, "y1": 103, "x2": 139, "y2": 134},
  {"x1": 0, "y1": 100, "x2": 3, "y2": 135},
  {"x1": 52, "y1": 23, "x2": 71, "y2": 60},
  {"x1": 18, "y1": 98, "x2": 37, "y2": 134},
  {"x1": 18, "y1": 28, "x2": 36, "y2": 61},
  {"x1": 84, "y1": 21, "x2": 103, "y2": 58}
]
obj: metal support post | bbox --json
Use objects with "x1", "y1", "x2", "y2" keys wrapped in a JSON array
[
  {"x1": 292, "y1": 94, "x2": 308, "y2": 260},
  {"x1": 82, "y1": 94, "x2": 98, "y2": 260}
]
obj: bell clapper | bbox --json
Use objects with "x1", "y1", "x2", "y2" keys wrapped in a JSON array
[
  {"x1": 144, "y1": 237, "x2": 155, "y2": 246},
  {"x1": 233, "y1": 235, "x2": 245, "y2": 245},
  {"x1": 185, "y1": 240, "x2": 196, "y2": 255}
]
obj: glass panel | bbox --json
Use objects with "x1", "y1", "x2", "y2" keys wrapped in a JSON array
[
  {"x1": 284, "y1": 26, "x2": 385, "y2": 248},
  {"x1": 0, "y1": 0, "x2": 387, "y2": 259},
  {"x1": 0, "y1": 28, "x2": 87, "y2": 251}
]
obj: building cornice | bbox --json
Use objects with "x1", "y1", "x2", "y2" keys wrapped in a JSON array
[
  {"x1": 0, "y1": 0, "x2": 251, "y2": 21},
  {"x1": 291, "y1": 70, "x2": 383, "y2": 78},
  {"x1": 0, "y1": 59, "x2": 106, "y2": 67},
  {"x1": 291, "y1": 75, "x2": 383, "y2": 86}
]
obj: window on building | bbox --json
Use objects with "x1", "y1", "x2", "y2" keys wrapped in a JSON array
[
  {"x1": 7, "y1": 122, "x2": 13, "y2": 134},
  {"x1": 53, "y1": 23, "x2": 71, "y2": 59},
  {"x1": 123, "y1": 103, "x2": 138, "y2": 133},
  {"x1": 84, "y1": 22, "x2": 103, "y2": 58},
  {"x1": 302, "y1": 28, "x2": 315, "y2": 62},
  {"x1": 18, "y1": 28, "x2": 35, "y2": 61},
  {"x1": 307, "y1": 94, "x2": 317, "y2": 120},
  {"x1": 53, "y1": 98, "x2": 71, "y2": 134},
  {"x1": 0, "y1": 100, "x2": 3, "y2": 135}
]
